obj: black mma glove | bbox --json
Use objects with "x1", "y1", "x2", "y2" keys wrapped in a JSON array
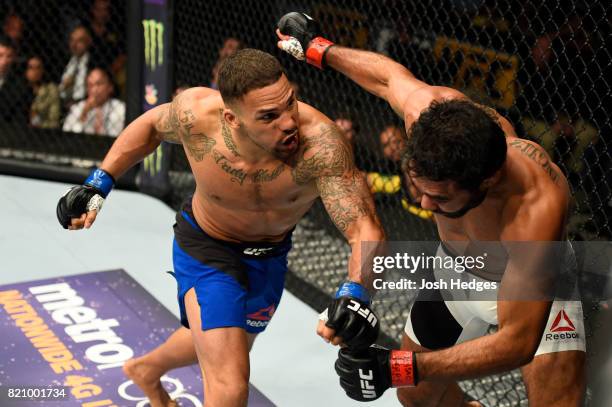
[
  {"x1": 322, "y1": 282, "x2": 379, "y2": 350},
  {"x1": 335, "y1": 345, "x2": 418, "y2": 401},
  {"x1": 277, "y1": 12, "x2": 335, "y2": 69},
  {"x1": 56, "y1": 168, "x2": 115, "y2": 229}
]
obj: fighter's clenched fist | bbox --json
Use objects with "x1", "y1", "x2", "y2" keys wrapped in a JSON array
[{"x1": 276, "y1": 12, "x2": 334, "y2": 69}]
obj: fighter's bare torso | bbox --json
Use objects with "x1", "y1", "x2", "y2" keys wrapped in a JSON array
[{"x1": 160, "y1": 87, "x2": 336, "y2": 242}]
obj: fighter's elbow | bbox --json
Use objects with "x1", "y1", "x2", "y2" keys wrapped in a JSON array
[
  {"x1": 514, "y1": 346, "x2": 537, "y2": 367},
  {"x1": 498, "y1": 328, "x2": 540, "y2": 367}
]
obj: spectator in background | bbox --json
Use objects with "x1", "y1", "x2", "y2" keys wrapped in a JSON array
[
  {"x1": 379, "y1": 124, "x2": 406, "y2": 167},
  {"x1": 518, "y1": 5, "x2": 602, "y2": 176},
  {"x1": 366, "y1": 124, "x2": 434, "y2": 220},
  {"x1": 88, "y1": 0, "x2": 126, "y2": 98},
  {"x1": 59, "y1": 25, "x2": 93, "y2": 106},
  {"x1": 63, "y1": 67, "x2": 125, "y2": 137},
  {"x1": 334, "y1": 113, "x2": 373, "y2": 171},
  {"x1": 209, "y1": 37, "x2": 244, "y2": 89},
  {"x1": 26, "y1": 56, "x2": 60, "y2": 129},
  {"x1": 0, "y1": 36, "x2": 32, "y2": 125},
  {"x1": 365, "y1": 125, "x2": 405, "y2": 187},
  {"x1": 2, "y1": 12, "x2": 27, "y2": 64}
]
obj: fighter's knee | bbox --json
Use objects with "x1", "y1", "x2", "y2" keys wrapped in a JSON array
[
  {"x1": 397, "y1": 387, "x2": 437, "y2": 407},
  {"x1": 207, "y1": 375, "x2": 249, "y2": 405}
]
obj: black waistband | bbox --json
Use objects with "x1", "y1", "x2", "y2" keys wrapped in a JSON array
[{"x1": 175, "y1": 200, "x2": 293, "y2": 259}]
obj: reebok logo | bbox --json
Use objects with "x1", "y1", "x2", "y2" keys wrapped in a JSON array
[
  {"x1": 246, "y1": 305, "x2": 275, "y2": 328},
  {"x1": 550, "y1": 309, "x2": 576, "y2": 332},
  {"x1": 545, "y1": 309, "x2": 580, "y2": 341}
]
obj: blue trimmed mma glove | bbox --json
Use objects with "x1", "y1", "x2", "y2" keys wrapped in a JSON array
[
  {"x1": 324, "y1": 282, "x2": 380, "y2": 350},
  {"x1": 277, "y1": 12, "x2": 335, "y2": 69},
  {"x1": 335, "y1": 345, "x2": 418, "y2": 401},
  {"x1": 56, "y1": 168, "x2": 115, "y2": 229}
]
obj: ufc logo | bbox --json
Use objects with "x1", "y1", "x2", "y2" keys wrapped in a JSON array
[
  {"x1": 243, "y1": 247, "x2": 273, "y2": 256},
  {"x1": 347, "y1": 299, "x2": 378, "y2": 327},
  {"x1": 359, "y1": 369, "x2": 377, "y2": 399}
]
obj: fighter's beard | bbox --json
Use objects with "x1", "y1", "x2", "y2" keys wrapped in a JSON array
[{"x1": 432, "y1": 189, "x2": 488, "y2": 219}]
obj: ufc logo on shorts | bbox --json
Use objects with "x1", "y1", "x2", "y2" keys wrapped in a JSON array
[
  {"x1": 243, "y1": 247, "x2": 273, "y2": 256},
  {"x1": 359, "y1": 369, "x2": 377, "y2": 399},
  {"x1": 347, "y1": 299, "x2": 378, "y2": 327}
]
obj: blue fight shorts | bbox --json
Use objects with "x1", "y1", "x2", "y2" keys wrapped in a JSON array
[{"x1": 171, "y1": 200, "x2": 292, "y2": 334}]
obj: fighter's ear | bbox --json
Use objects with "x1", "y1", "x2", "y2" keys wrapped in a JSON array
[
  {"x1": 480, "y1": 169, "x2": 503, "y2": 190},
  {"x1": 223, "y1": 108, "x2": 241, "y2": 129}
]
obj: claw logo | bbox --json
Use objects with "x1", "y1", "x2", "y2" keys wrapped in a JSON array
[
  {"x1": 143, "y1": 144, "x2": 164, "y2": 176},
  {"x1": 143, "y1": 19, "x2": 164, "y2": 71},
  {"x1": 545, "y1": 309, "x2": 580, "y2": 341}
]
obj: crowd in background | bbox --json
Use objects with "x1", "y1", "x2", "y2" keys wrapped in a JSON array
[
  {"x1": 0, "y1": 0, "x2": 608, "y2": 237},
  {"x1": 317, "y1": 0, "x2": 611, "y2": 237},
  {"x1": 0, "y1": 0, "x2": 126, "y2": 136}
]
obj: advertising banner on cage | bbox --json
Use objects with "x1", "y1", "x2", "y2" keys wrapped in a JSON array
[
  {"x1": 142, "y1": 0, "x2": 171, "y2": 111},
  {"x1": 139, "y1": 0, "x2": 173, "y2": 199}
]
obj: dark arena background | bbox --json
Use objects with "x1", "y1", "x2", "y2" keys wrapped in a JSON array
[{"x1": 0, "y1": 0, "x2": 610, "y2": 405}]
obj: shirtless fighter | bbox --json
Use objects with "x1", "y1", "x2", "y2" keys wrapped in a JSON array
[
  {"x1": 277, "y1": 13, "x2": 586, "y2": 407},
  {"x1": 56, "y1": 49, "x2": 384, "y2": 406}
]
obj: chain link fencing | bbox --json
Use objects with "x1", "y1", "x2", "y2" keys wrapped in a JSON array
[
  {"x1": 0, "y1": 0, "x2": 610, "y2": 405},
  {"x1": 172, "y1": 1, "x2": 610, "y2": 405}
]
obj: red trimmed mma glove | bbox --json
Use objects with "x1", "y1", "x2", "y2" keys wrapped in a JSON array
[
  {"x1": 277, "y1": 12, "x2": 335, "y2": 69},
  {"x1": 325, "y1": 282, "x2": 380, "y2": 350},
  {"x1": 335, "y1": 345, "x2": 418, "y2": 401},
  {"x1": 56, "y1": 168, "x2": 115, "y2": 229}
]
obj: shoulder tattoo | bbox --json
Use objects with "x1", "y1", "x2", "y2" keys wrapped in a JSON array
[
  {"x1": 160, "y1": 95, "x2": 216, "y2": 162},
  {"x1": 509, "y1": 139, "x2": 559, "y2": 182},
  {"x1": 291, "y1": 123, "x2": 353, "y2": 185}
]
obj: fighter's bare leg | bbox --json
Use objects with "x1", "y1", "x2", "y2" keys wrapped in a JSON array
[
  {"x1": 123, "y1": 327, "x2": 192, "y2": 407},
  {"x1": 397, "y1": 334, "x2": 481, "y2": 407},
  {"x1": 521, "y1": 350, "x2": 585, "y2": 407},
  {"x1": 123, "y1": 301, "x2": 256, "y2": 407},
  {"x1": 184, "y1": 287, "x2": 251, "y2": 406}
]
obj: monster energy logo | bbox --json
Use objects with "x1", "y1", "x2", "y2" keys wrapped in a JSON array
[
  {"x1": 143, "y1": 19, "x2": 164, "y2": 71},
  {"x1": 144, "y1": 144, "x2": 164, "y2": 176}
]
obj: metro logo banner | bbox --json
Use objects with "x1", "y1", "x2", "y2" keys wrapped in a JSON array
[{"x1": 0, "y1": 270, "x2": 274, "y2": 406}]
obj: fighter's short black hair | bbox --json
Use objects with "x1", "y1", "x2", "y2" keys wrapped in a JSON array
[
  {"x1": 402, "y1": 99, "x2": 507, "y2": 191},
  {"x1": 218, "y1": 48, "x2": 285, "y2": 106}
]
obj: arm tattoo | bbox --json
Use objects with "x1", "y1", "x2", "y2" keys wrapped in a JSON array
[
  {"x1": 317, "y1": 170, "x2": 373, "y2": 233},
  {"x1": 294, "y1": 123, "x2": 374, "y2": 233},
  {"x1": 509, "y1": 139, "x2": 559, "y2": 182},
  {"x1": 219, "y1": 109, "x2": 241, "y2": 157},
  {"x1": 291, "y1": 124, "x2": 352, "y2": 184},
  {"x1": 167, "y1": 95, "x2": 215, "y2": 162},
  {"x1": 154, "y1": 104, "x2": 181, "y2": 144}
]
